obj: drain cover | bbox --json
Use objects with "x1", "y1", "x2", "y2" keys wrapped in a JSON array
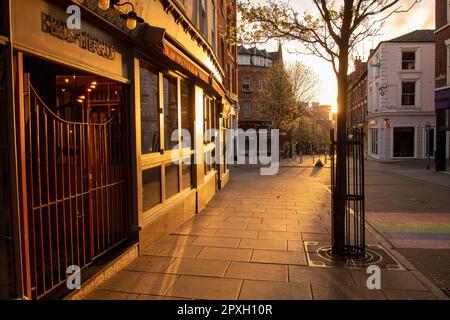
[{"x1": 305, "y1": 241, "x2": 405, "y2": 270}]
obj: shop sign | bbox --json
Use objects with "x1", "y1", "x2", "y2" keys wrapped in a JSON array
[{"x1": 41, "y1": 12, "x2": 116, "y2": 60}]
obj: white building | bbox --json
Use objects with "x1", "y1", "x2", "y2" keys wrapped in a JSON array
[{"x1": 367, "y1": 30, "x2": 436, "y2": 161}]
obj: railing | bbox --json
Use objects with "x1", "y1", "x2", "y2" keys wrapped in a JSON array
[
  {"x1": 330, "y1": 128, "x2": 366, "y2": 256},
  {"x1": 22, "y1": 76, "x2": 129, "y2": 299}
]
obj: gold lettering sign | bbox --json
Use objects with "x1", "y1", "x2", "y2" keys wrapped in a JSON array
[{"x1": 41, "y1": 12, "x2": 116, "y2": 60}]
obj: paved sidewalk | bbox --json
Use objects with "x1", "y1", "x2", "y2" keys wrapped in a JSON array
[{"x1": 85, "y1": 165, "x2": 442, "y2": 300}]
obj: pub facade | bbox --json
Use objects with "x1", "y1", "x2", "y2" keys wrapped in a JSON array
[{"x1": 0, "y1": 0, "x2": 238, "y2": 299}]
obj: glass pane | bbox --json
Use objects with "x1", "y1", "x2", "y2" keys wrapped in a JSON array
[
  {"x1": 165, "y1": 162, "x2": 179, "y2": 199},
  {"x1": 163, "y1": 76, "x2": 179, "y2": 151},
  {"x1": 181, "y1": 157, "x2": 192, "y2": 190},
  {"x1": 142, "y1": 166, "x2": 162, "y2": 211},
  {"x1": 180, "y1": 80, "x2": 192, "y2": 143},
  {"x1": 140, "y1": 64, "x2": 160, "y2": 154},
  {"x1": 393, "y1": 127, "x2": 415, "y2": 157}
]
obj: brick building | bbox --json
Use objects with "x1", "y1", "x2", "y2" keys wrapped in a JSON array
[
  {"x1": 434, "y1": 0, "x2": 450, "y2": 171},
  {"x1": 347, "y1": 58, "x2": 368, "y2": 155},
  {"x1": 237, "y1": 44, "x2": 283, "y2": 132}
]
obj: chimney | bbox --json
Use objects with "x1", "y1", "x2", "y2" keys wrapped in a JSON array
[{"x1": 354, "y1": 57, "x2": 362, "y2": 72}]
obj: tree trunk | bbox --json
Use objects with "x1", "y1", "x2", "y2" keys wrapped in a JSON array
[{"x1": 332, "y1": 48, "x2": 349, "y2": 257}]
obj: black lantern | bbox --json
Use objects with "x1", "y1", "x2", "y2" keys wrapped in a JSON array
[{"x1": 98, "y1": 0, "x2": 144, "y2": 30}]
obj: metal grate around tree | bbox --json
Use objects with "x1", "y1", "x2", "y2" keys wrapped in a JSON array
[{"x1": 330, "y1": 127, "x2": 366, "y2": 257}]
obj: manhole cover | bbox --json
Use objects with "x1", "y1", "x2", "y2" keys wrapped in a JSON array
[{"x1": 305, "y1": 241, "x2": 405, "y2": 270}]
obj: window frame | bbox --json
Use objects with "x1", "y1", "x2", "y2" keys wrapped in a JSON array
[
  {"x1": 401, "y1": 81, "x2": 416, "y2": 107},
  {"x1": 242, "y1": 78, "x2": 251, "y2": 92},
  {"x1": 369, "y1": 127, "x2": 379, "y2": 156},
  {"x1": 401, "y1": 50, "x2": 416, "y2": 70},
  {"x1": 138, "y1": 62, "x2": 195, "y2": 218}
]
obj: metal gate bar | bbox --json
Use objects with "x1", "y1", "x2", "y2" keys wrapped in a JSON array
[{"x1": 22, "y1": 76, "x2": 129, "y2": 299}]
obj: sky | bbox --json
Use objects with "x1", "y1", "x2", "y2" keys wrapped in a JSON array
[{"x1": 256, "y1": 0, "x2": 435, "y2": 112}]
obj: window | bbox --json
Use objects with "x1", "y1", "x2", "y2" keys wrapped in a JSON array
[
  {"x1": 447, "y1": 46, "x2": 450, "y2": 86},
  {"x1": 142, "y1": 166, "x2": 162, "y2": 211},
  {"x1": 402, "y1": 51, "x2": 416, "y2": 70},
  {"x1": 426, "y1": 128, "x2": 435, "y2": 157},
  {"x1": 211, "y1": 1, "x2": 216, "y2": 51},
  {"x1": 199, "y1": 0, "x2": 207, "y2": 36},
  {"x1": 238, "y1": 54, "x2": 250, "y2": 65},
  {"x1": 140, "y1": 63, "x2": 160, "y2": 154},
  {"x1": 182, "y1": 157, "x2": 193, "y2": 190},
  {"x1": 163, "y1": 75, "x2": 178, "y2": 150},
  {"x1": 253, "y1": 56, "x2": 265, "y2": 66},
  {"x1": 242, "y1": 101, "x2": 251, "y2": 118},
  {"x1": 401, "y1": 81, "x2": 415, "y2": 106},
  {"x1": 370, "y1": 128, "x2": 378, "y2": 155},
  {"x1": 180, "y1": 79, "x2": 193, "y2": 143},
  {"x1": 258, "y1": 78, "x2": 265, "y2": 90},
  {"x1": 393, "y1": 127, "x2": 415, "y2": 157},
  {"x1": 203, "y1": 95, "x2": 217, "y2": 175},
  {"x1": 165, "y1": 162, "x2": 180, "y2": 199},
  {"x1": 242, "y1": 78, "x2": 251, "y2": 92},
  {"x1": 447, "y1": 0, "x2": 450, "y2": 24}
]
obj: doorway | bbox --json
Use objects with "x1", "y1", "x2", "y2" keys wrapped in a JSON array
[{"x1": 17, "y1": 54, "x2": 131, "y2": 299}]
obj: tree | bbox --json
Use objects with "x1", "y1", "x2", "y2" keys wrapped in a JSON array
[
  {"x1": 260, "y1": 61, "x2": 319, "y2": 157},
  {"x1": 236, "y1": 0, "x2": 420, "y2": 256},
  {"x1": 260, "y1": 61, "x2": 318, "y2": 132}
]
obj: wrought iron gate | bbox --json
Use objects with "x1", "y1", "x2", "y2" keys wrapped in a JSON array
[
  {"x1": 330, "y1": 128, "x2": 365, "y2": 256},
  {"x1": 21, "y1": 74, "x2": 129, "y2": 299}
]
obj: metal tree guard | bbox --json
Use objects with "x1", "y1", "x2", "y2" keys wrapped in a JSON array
[{"x1": 330, "y1": 128, "x2": 366, "y2": 257}]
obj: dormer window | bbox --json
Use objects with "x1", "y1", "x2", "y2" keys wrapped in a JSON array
[
  {"x1": 238, "y1": 54, "x2": 251, "y2": 65},
  {"x1": 402, "y1": 51, "x2": 416, "y2": 70}
]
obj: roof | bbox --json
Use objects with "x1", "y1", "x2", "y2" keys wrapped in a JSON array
[
  {"x1": 237, "y1": 45, "x2": 280, "y2": 59},
  {"x1": 386, "y1": 29, "x2": 435, "y2": 43},
  {"x1": 368, "y1": 29, "x2": 435, "y2": 61}
]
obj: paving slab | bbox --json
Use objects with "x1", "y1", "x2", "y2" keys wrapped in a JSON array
[
  {"x1": 165, "y1": 275, "x2": 242, "y2": 300},
  {"x1": 225, "y1": 261, "x2": 288, "y2": 282},
  {"x1": 350, "y1": 269, "x2": 429, "y2": 291},
  {"x1": 289, "y1": 265, "x2": 355, "y2": 287},
  {"x1": 238, "y1": 238, "x2": 287, "y2": 251},
  {"x1": 239, "y1": 280, "x2": 312, "y2": 300},
  {"x1": 164, "y1": 257, "x2": 230, "y2": 277},
  {"x1": 258, "y1": 231, "x2": 302, "y2": 240},
  {"x1": 311, "y1": 284, "x2": 386, "y2": 300},
  {"x1": 214, "y1": 228, "x2": 259, "y2": 239},
  {"x1": 197, "y1": 247, "x2": 253, "y2": 262},
  {"x1": 191, "y1": 236, "x2": 240, "y2": 248},
  {"x1": 125, "y1": 256, "x2": 175, "y2": 273},
  {"x1": 251, "y1": 249, "x2": 307, "y2": 265},
  {"x1": 142, "y1": 244, "x2": 203, "y2": 258},
  {"x1": 99, "y1": 271, "x2": 178, "y2": 296}
]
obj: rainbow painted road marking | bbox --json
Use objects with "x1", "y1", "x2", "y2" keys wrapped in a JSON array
[{"x1": 367, "y1": 212, "x2": 450, "y2": 249}]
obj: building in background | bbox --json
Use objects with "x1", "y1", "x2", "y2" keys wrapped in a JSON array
[
  {"x1": 347, "y1": 58, "x2": 368, "y2": 155},
  {"x1": 237, "y1": 44, "x2": 283, "y2": 152},
  {"x1": 434, "y1": 0, "x2": 450, "y2": 172},
  {"x1": 310, "y1": 103, "x2": 333, "y2": 153},
  {"x1": 0, "y1": 0, "x2": 237, "y2": 299},
  {"x1": 367, "y1": 30, "x2": 435, "y2": 162}
]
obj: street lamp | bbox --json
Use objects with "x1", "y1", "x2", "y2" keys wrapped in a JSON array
[{"x1": 98, "y1": 0, "x2": 144, "y2": 30}]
